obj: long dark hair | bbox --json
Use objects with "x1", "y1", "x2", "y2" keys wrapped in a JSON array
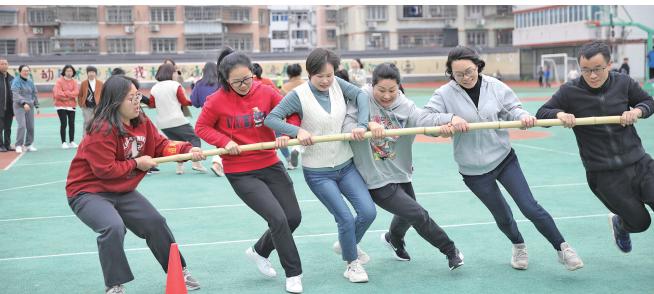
[
  {"x1": 353, "y1": 58, "x2": 364, "y2": 70},
  {"x1": 197, "y1": 61, "x2": 219, "y2": 89},
  {"x1": 217, "y1": 46, "x2": 253, "y2": 93},
  {"x1": 252, "y1": 63, "x2": 263, "y2": 79},
  {"x1": 87, "y1": 75, "x2": 143, "y2": 136},
  {"x1": 445, "y1": 46, "x2": 485, "y2": 81},
  {"x1": 372, "y1": 62, "x2": 405, "y2": 94}
]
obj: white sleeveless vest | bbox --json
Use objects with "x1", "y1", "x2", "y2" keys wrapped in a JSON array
[
  {"x1": 150, "y1": 80, "x2": 189, "y2": 129},
  {"x1": 296, "y1": 81, "x2": 354, "y2": 168}
]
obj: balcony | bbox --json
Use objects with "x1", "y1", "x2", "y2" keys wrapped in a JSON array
[{"x1": 28, "y1": 6, "x2": 58, "y2": 26}]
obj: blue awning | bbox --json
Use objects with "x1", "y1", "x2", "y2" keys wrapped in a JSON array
[{"x1": 0, "y1": 9, "x2": 19, "y2": 12}]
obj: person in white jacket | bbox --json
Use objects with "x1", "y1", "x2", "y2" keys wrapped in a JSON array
[{"x1": 417, "y1": 46, "x2": 584, "y2": 272}]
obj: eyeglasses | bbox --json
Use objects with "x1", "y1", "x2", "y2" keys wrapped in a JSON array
[
  {"x1": 581, "y1": 65, "x2": 608, "y2": 76},
  {"x1": 127, "y1": 93, "x2": 143, "y2": 105},
  {"x1": 230, "y1": 76, "x2": 253, "y2": 88},
  {"x1": 453, "y1": 67, "x2": 477, "y2": 80}
]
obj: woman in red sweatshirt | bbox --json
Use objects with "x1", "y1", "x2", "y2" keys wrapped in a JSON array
[
  {"x1": 53, "y1": 64, "x2": 80, "y2": 149},
  {"x1": 195, "y1": 47, "x2": 304, "y2": 294},
  {"x1": 66, "y1": 75, "x2": 205, "y2": 294}
]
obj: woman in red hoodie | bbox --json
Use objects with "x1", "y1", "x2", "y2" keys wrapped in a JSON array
[
  {"x1": 66, "y1": 75, "x2": 204, "y2": 294},
  {"x1": 195, "y1": 47, "x2": 304, "y2": 294},
  {"x1": 53, "y1": 64, "x2": 80, "y2": 149}
]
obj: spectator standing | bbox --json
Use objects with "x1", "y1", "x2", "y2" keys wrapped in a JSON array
[
  {"x1": 53, "y1": 64, "x2": 80, "y2": 149},
  {"x1": 0, "y1": 59, "x2": 15, "y2": 152},
  {"x1": 78, "y1": 66, "x2": 103, "y2": 135}
]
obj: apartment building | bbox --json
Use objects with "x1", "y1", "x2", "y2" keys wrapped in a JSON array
[{"x1": 268, "y1": 5, "x2": 315, "y2": 53}]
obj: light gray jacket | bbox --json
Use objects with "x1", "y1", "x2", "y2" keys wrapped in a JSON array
[{"x1": 417, "y1": 75, "x2": 529, "y2": 175}]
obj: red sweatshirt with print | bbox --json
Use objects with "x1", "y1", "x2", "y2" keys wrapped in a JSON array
[
  {"x1": 66, "y1": 115, "x2": 193, "y2": 198},
  {"x1": 195, "y1": 81, "x2": 300, "y2": 173}
]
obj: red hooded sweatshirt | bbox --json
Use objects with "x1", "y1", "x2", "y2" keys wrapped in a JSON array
[
  {"x1": 195, "y1": 81, "x2": 300, "y2": 173},
  {"x1": 66, "y1": 115, "x2": 192, "y2": 198}
]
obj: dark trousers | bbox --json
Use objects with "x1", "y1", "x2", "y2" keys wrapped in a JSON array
[
  {"x1": 462, "y1": 151, "x2": 565, "y2": 250},
  {"x1": 57, "y1": 109, "x2": 75, "y2": 143},
  {"x1": 68, "y1": 190, "x2": 186, "y2": 287},
  {"x1": 0, "y1": 107, "x2": 12, "y2": 148},
  {"x1": 369, "y1": 182, "x2": 456, "y2": 255},
  {"x1": 226, "y1": 161, "x2": 302, "y2": 277},
  {"x1": 649, "y1": 68, "x2": 654, "y2": 80},
  {"x1": 586, "y1": 153, "x2": 654, "y2": 234},
  {"x1": 162, "y1": 123, "x2": 201, "y2": 147}
]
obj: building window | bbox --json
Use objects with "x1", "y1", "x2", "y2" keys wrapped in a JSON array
[
  {"x1": 366, "y1": 32, "x2": 389, "y2": 50},
  {"x1": 466, "y1": 6, "x2": 483, "y2": 19},
  {"x1": 0, "y1": 39, "x2": 17, "y2": 55},
  {"x1": 0, "y1": 11, "x2": 17, "y2": 25},
  {"x1": 225, "y1": 34, "x2": 252, "y2": 52},
  {"x1": 57, "y1": 6, "x2": 98, "y2": 22},
  {"x1": 326, "y1": 9, "x2": 337, "y2": 22},
  {"x1": 466, "y1": 31, "x2": 487, "y2": 47},
  {"x1": 260, "y1": 38, "x2": 270, "y2": 52},
  {"x1": 184, "y1": 34, "x2": 222, "y2": 52},
  {"x1": 366, "y1": 6, "x2": 387, "y2": 21},
  {"x1": 29, "y1": 39, "x2": 51, "y2": 55},
  {"x1": 398, "y1": 31, "x2": 444, "y2": 48},
  {"x1": 326, "y1": 29, "x2": 336, "y2": 40},
  {"x1": 150, "y1": 38, "x2": 177, "y2": 54},
  {"x1": 496, "y1": 29, "x2": 512, "y2": 46},
  {"x1": 150, "y1": 7, "x2": 176, "y2": 23},
  {"x1": 291, "y1": 11, "x2": 308, "y2": 22},
  {"x1": 337, "y1": 7, "x2": 348, "y2": 26},
  {"x1": 184, "y1": 6, "x2": 221, "y2": 22},
  {"x1": 223, "y1": 7, "x2": 251, "y2": 23},
  {"x1": 428, "y1": 5, "x2": 457, "y2": 18},
  {"x1": 259, "y1": 9, "x2": 269, "y2": 26},
  {"x1": 107, "y1": 38, "x2": 135, "y2": 54},
  {"x1": 293, "y1": 30, "x2": 308, "y2": 39},
  {"x1": 28, "y1": 7, "x2": 57, "y2": 25},
  {"x1": 496, "y1": 5, "x2": 512, "y2": 17},
  {"x1": 52, "y1": 37, "x2": 100, "y2": 54},
  {"x1": 105, "y1": 6, "x2": 133, "y2": 24},
  {"x1": 272, "y1": 31, "x2": 288, "y2": 40},
  {"x1": 272, "y1": 12, "x2": 288, "y2": 22},
  {"x1": 402, "y1": 6, "x2": 423, "y2": 18}
]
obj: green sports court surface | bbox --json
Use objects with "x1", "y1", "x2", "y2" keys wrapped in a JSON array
[{"x1": 1, "y1": 84, "x2": 653, "y2": 293}]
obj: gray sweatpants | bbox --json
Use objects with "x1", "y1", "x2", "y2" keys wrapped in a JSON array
[
  {"x1": 81, "y1": 107, "x2": 94, "y2": 136},
  {"x1": 68, "y1": 190, "x2": 186, "y2": 287},
  {"x1": 13, "y1": 103, "x2": 34, "y2": 147}
]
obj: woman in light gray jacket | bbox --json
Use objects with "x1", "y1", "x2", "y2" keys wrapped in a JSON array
[
  {"x1": 417, "y1": 46, "x2": 583, "y2": 272},
  {"x1": 11, "y1": 65, "x2": 40, "y2": 153}
]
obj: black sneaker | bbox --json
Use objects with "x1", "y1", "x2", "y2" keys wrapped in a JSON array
[
  {"x1": 380, "y1": 232, "x2": 410, "y2": 261},
  {"x1": 0, "y1": 146, "x2": 6, "y2": 152},
  {"x1": 148, "y1": 167, "x2": 160, "y2": 175},
  {"x1": 446, "y1": 248, "x2": 464, "y2": 271}
]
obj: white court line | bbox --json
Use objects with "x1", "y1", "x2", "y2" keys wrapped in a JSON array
[
  {"x1": 0, "y1": 180, "x2": 67, "y2": 192},
  {"x1": 13, "y1": 160, "x2": 71, "y2": 167},
  {"x1": 511, "y1": 143, "x2": 579, "y2": 156},
  {"x1": 3, "y1": 211, "x2": 651, "y2": 262},
  {"x1": 2, "y1": 153, "x2": 24, "y2": 170}
]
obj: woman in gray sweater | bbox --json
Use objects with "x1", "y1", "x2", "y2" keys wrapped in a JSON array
[{"x1": 417, "y1": 46, "x2": 583, "y2": 272}]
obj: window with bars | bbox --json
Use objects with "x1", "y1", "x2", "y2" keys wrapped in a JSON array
[
  {"x1": 52, "y1": 37, "x2": 100, "y2": 54},
  {"x1": 466, "y1": 6, "x2": 484, "y2": 19},
  {"x1": 337, "y1": 7, "x2": 348, "y2": 26},
  {"x1": 326, "y1": 9, "x2": 337, "y2": 22},
  {"x1": 0, "y1": 39, "x2": 17, "y2": 55},
  {"x1": 292, "y1": 30, "x2": 308, "y2": 39},
  {"x1": 107, "y1": 38, "x2": 135, "y2": 54},
  {"x1": 259, "y1": 9, "x2": 269, "y2": 26},
  {"x1": 272, "y1": 31, "x2": 288, "y2": 40},
  {"x1": 260, "y1": 38, "x2": 270, "y2": 52},
  {"x1": 150, "y1": 38, "x2": 177, "y2": 53},
  {"x1": 496, "y1": 29, "x2": 513, "y2": 46},
  {"x1": 27, "y1": 7, "x2": 57, "y2": 25},
  {"x1": 29, "y1": 39, "x2": 51, "y2": 55},
  {"x1": 224, "y1": 34, "x2": 252, "y2": 51},
  {"x1": 184, "y1": 6, "x2": 221, "y2": 21},
  {"x1": 184, "y1": 34, "x2": 222, "y2": 52},
  {"x1": 366, "y1": 6, "x2": 387, "y2": 21},
  {"x1": 466, "y1": 31, "x2": 487, "y2": 46},
  {"x1": 496, "y1": 5, "x2": 512, "y2": 17},
  {"x1": 57, "y1": 6, "x2": 98, "y2": 22},
  {"x1": 105, "y1": 6, "x2": 133, "y2": 24},
  {"x1": 150, "y1": 7, "x2": 176, "y2": 23},
  {"x1": 402, "y1": 6, "x2": 423, "y2": 18},
  {"x1": 398, "y1": 31, "x2": 444, "y2": 48},
  {"x1": 326, "y1": 29, "x2": 336, "y2": 40},
  {"x1": 428, "y1": 5, "x2": 457, "y2": 18},
  {"x1": 0, "y1": 11, "x2": 17, "y2": 25},
  {"x1": 223, "y1": 7, "x2": 251, "y2": 23},
  {"x1": 366, "y1": 32, "x2": 389, "y2": 50},
  {"x1": 291, "y1": 11, "x2": 308, "y2": 21}
]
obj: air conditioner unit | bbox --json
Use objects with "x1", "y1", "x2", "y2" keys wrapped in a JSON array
[
  {"x1": 444, "y1": 19, "x2": 454, "y2": 27},
  {"x1": 124, "y1": 26, "x2": 135, "y2": 34},
  {"x1": 33, "y1": 27, "x2": 44, "y2": 35},
  {"x1": 476, "y1": 19, "x2": 485, "y2": 26},
  {"x1": 149, "y1": 25, "x2": 160, "y2": 32},
  {"x1": 367, "y1": 21, "x2": 377, "y2": 29}
]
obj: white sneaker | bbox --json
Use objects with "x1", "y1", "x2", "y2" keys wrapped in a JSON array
[
  {"x1": 61, "y1": 142, "x2": 69, "y2": 149},
  {"x1": 105, "y1": 285, "x2": 125, "y2": 294},
  {"x1": 69, "y1": 141, "x2": 78, "y2": 148},
  {"x1": 343, "y1": 260, "x2": 369, "y2": 283},
  {"x1": 183, "y1": 267, "x2": 201, "y2": 290},
  {"x1": 286, "y1": 160, "x2": 298, "y2": 170},
  {"x1": 286, "y1": 275, "x2": 303, "y2": 293},
  {"x1": 25, "y1": 145, "x2": 37, "y2": 152},
  {"x1": 557, "y1": 242, "x2": 584, "y2": 271},
  {"x1": 333, "y1": 242, "x2": 370, "y2": 265},
  {"x1": 246, "y1": 246, "x2": 276, "y2": 277},
  {"x1": 15, "y1": 146, "x2": 22, "y2": 153},
  {"x1": 511, "y1": 243, "x2": 529, "y2": 270},
  {"x1": 211, "y1": 165, "x2": 225, "y2": 177}
]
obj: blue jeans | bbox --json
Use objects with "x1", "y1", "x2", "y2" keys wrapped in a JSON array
[
  {"x1": 303, "y1": 162, "x2": 377, "y2": 261},
  {"x1": 462, "y1": 150, "x2": 565, "y2": 250},
  {"x1": 275, "y1": 131, "x2": 291, "y2": 161}
]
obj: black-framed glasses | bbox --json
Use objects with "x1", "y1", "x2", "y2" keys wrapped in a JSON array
[
  {"x1": 230, "y1": 76, "x2": 253, "y2": 88},
  {"x1": 453, "y1": 67, "x2": 477, "y2": 80},
  {"x1": 127, "y1": 93, "x2": 142, "y2": 105},
  {"x1": 581, "y1": 65, "x2": 608, "y2": 76}
]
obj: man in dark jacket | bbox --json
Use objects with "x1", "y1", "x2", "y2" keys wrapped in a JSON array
[
  {"x1": 619, "y1": 57, "x2": 630, "y2": 76},
  {"x1": 536, "y1": 41, "x2": 654, "y2": 254},
  {"x1": 0, "y1": 58, "x2": 15, "y2": 152}
]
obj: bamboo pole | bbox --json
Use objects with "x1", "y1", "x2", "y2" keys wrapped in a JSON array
[{"x1": 153, "y1": 116, "x2": 623, "y2": 164}]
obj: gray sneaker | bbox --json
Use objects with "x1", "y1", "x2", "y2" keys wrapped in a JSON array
[
  {"x1": 557, "y1": 242, "x2": 584, "y2": 271},
  {"x1": 511, "y1": 243, "x2": 529, "y2": 270},
  {"x1": 106, "y1": 285, "x2": 125, "y2": 294},
  {"x1": 183, "y1": 267, "x2": 201, "y2": 290},
  {"x1": 290, "y1": 150, "x2": 299, "y2": 168}
]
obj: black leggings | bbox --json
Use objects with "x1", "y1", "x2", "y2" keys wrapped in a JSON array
[{"x1": 57, "y1": 109, "x2": 75, "y2": 143}]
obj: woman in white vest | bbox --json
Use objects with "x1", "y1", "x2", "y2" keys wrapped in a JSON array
[
  {"x1": 265, "y1": 48, "x2": 377, "y2": 283},
  {"x1": 149, "y1": 63, "x2": 206, "y2": 174}
]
